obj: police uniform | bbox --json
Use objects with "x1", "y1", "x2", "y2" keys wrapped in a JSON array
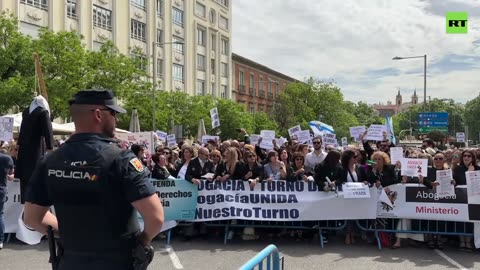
[{"x1": 25, "y1": 90, "x2": 156, "y2": 270}]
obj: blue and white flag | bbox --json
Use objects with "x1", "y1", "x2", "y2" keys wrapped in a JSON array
[
  {"x1": 385, "y1": 116, "x2": 396, "y2": 145},
  {"x1": 309, "y1": 121, "x2": 335, "y2": 135}
]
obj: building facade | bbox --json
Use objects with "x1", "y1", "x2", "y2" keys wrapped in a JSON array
[
  {"x1": 232, "y1": 53, "x2": 296, "y2": 113},
  {"x1": 0, "y1": 0, "x2": 232, "y2": 98},
  {"x1": 373, "y1": 89, "x2": 419, "y2": 117}
]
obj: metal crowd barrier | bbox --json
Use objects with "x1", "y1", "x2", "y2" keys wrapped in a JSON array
[
  {"x1": 166, "y1": 221, "x2": 194, "y2": 245},
  {"x1": 355, "y1": 219, "x2": 474, "y2": 250},
  {"x1": 239, "y1": 244, "x2": 282, "y2": 270}
]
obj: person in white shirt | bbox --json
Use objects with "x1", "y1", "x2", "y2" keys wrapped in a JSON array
[{"x1": 304, "y1": 136, "x2": 327, "y2": 174}]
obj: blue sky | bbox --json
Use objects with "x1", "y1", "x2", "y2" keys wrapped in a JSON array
[{"x1": 233, "y1": 0, "x2": 480, "y2": 104}]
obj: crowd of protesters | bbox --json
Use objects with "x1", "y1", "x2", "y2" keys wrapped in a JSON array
[{"x1": 1, "y1": 129, "x2": 478, "y2": 251}]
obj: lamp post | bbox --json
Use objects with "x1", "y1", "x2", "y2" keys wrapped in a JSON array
[
  {"x1": 152, "y1": 41, "x2": 184, "y2": 131},
  {"x1": 392, "y1": 54, "x2": 427, "y2": 111}
]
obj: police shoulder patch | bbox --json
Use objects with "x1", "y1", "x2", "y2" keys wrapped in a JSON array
[{"x1": 129, "y1": 158, "x2": 144, "y2": 172}]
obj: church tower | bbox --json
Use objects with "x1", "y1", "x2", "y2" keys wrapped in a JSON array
[
  {"x1": 412, "y1": 89, "x2": 418, "y2": 104},
  {"x1": 395, "y1": 89, "x2": 402, "y2": 105}
]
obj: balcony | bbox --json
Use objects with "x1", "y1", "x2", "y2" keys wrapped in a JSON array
[
  {"x1": 249, "y1": 88, "x2": 255, "y2": 96},
  {"x1": 238, "y1": 85, "x2": 246, "y2": 93},
  {"x1": 259, "y1": 90, "x2": 265, "y2": 98}
]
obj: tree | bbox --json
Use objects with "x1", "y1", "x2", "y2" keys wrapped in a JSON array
[{"x1": 464, "y1": 96, "x2": 480, "y2": 141}]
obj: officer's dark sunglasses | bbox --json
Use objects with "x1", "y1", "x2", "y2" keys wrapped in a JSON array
[{"x1": 91, "y1": 108, "x2": 116, "y2": 116}]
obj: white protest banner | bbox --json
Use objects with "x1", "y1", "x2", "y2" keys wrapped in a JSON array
[
  {"x1": 377, "y1": 184, "x2": 469, "y2": 222},
  {"x1": 202, "y1": 135, "x2": 220, "y2": 145},
  {"x1": 342, "y1": 182, "x2": 371, "y2": 199},
  {"x1": 167, "y1": 134, "x2": 177, "y2": 148},
  {"x1": 349, "y1": 126, "x2": 366, "y2": 140},
  {"x1": 456, "y1": 132, "x2": 465, "y2": 143},
  {"x1": 259, "y1": 130, "x2": 276, "y2": 150},
  {"x1": 116, "y1": 132, "x2": 154, "y2": 159},
  {"x1": 210, "y1": 107, "x2": 220, "y2": 129},
  {"x1": 323, "y1": 133, "x2": 337, "y2": 145},
  {"x1": 0, "y1": 116, "x2": 14, "y2": 141},
  {"x1": 364, "y1": 124, "x2": 387, "y2": 141},
  {"x1": 296, "y1": 130, "x2": 311, "y2": 144},
  {"x1": 436, "y1": 169, "x2": 455, "y2": 198},
  {"x1": 156, "y1": 130, "x2": 168, "y2": 142},
  {"x1": 390, "y1": 147, "x2": 404, "y2": 165},
  {"x1": 400, "y1": 158, "x2": 428, "y2": 177},
  {"x1": 249, "y1": 134, "x2": 260, "y2": 146},
  {"x1": 193, "y1": 180, "x2": 378, "y2": 221},
  {"x1": 341, "y1": 137, "x2": 348, "y2": 146},
  {"x1": 288, "y1": 125, "x2": 301, "y2": 138}
]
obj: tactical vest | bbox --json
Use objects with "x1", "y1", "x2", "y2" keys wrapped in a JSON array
[{"x1": 46, "y1": 141, "x2": 139, "y2": 255}]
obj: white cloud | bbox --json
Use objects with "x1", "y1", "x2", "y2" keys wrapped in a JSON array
[{"x1": 233, "y1": 0, "x2": 480, "y2": 104}]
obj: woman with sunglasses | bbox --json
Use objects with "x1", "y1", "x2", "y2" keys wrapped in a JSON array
[
  {"x1": 209, "y1": 150, "x2": 222, "y2": 174},
  {"x1": 214, "y1": 147, "x2": 242, "y2": 181},
  {"x1": 450, "y1": 149, "x2": 462, "y2": 171},
  {"x1": 162, "y1": 148, "x2": 178, "y2": 175},
  {"x1": 151, "y1": 153, "x2": 171, "y2": 180},
  {"x1": 287, "y1": 152, "x2": 310, "y2": 182},
  {"x1": 238, "y1": 150, "x2": 264, "y2": 188},
  {"x1": 314, "y1": 150, "x2": 341, "y2": 191},
  {"x1": 264, "y1": 150, "x2": 287, "y2": 181},
  {"x1": 421, "y1": 152, "x2": 450, "y2": 249},
  {"x1": 453, "y1": 149, "x2": 478, "y2": 250}
]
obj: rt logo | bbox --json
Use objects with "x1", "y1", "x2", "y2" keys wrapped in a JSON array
[{"x1": 446, "y1": 12, "x2": 468, "y2": 34}]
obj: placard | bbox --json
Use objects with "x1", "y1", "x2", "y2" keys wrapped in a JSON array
[
  {"x1": 116, "y1": 132, "x2": 154, "y2": 159},
  {"x1": 288, "y1": 125, "x2": 301, "y2": 138},
  {"x1": 436, "y1": 169, "x2": 455, "y2": 198},
  {"x1": 390, "y1": 147, "x2": 404, "y2": 165},
  {"x1": 156, "y1": 130, "x2": 167, "y2": 142},
  {"x1": 400, "y1": 158, "x2": 428, "y2": 177},
  {"x1": 201, "y1": 135, "x2": 219, "y2": 145},
  {"x1": 364, "y1": 124, "x2": 387, "y2": 141},
  {"x1": 456, "y1": 132, "x2": 465, "y2": 143},
  {"x1": 167, "y1": 134, "x2": 177, "y2": 148},
  {"x1": 466, "y1": 171, "x2": 480, "y2": 197},
  {"x1": 342, "y1": 182, "x2": 371, "y2": 199},
  {"x1": 349, "y1": 126, "x2": 366, "y2": 140},
  {"x1": 249, "y1": 134, "x2": 260, "y2": 146},
  {"x1": 296, "y1": 130, "x2": 311, "y2": 144},
  {"x1": 210, "y1": 107, "x2": 220, "y2": 129},
  {"x1": 0, "y1": 116, "x2": 14, "y2": 142}
]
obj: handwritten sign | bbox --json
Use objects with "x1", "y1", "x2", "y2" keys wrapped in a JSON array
[
  {"x1": 201, "y1": 135, "x2": 219, "y2": 145},
  {"x1": 249, "y1": 134, "x2": 260, "y2": 146},
  {"x1": 296, "y1": 130, "x2": 311, "y2": 144},
  {"x1": 364, "y1": 124, "x2": 387, "y2": 141},
  {"x1": 277, "y1": 137, "x2": 287, "y2": 146},
  {"x1": 0, "y1": 117, "x2": 14, "y2": 142},
  {"x1": 400, "y1": 158, "x2": 428, "y2": 177},
  {"x1": 156, "y1": 130, "x2": 167, "y2": 142},
  {"x1": 342, "y1": 183, "x2": 371, "y2": 199},
  {"x1": 116, "y1": 132, "x2": 154, "y2": 160},
  {"x1": 456, "y1": 132, "x2": 465, "y2": 143},
  {"x1": 436, "y1": 169, "x2": 455, "y2": 198}
]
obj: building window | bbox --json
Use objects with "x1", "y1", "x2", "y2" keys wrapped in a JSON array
[
  {"x1": 239, "y1": 71, "x2": 244, "y2": 86},
  {"x1": 211, "y1": 34, "x2": 216, "y2": 51},
  {"x1": 197, "y1": 28, "x2": 206, "y2": 46},
  {"x1": 20, "y1": 0, "x2": 48, "y2": 11},
  {"x1": 219, "y1": 16, "x2": 228, "y2": 30},
  {"x1": 197, "y1": 54, "x2": 206, "y2": 71},
  {"x1": 219, "y1": 0, "x2": 229, "y2": 7},
  {"x1": 131, "y1": 53, "x2": 147, "y2": 71},
  {"x1": 221, "y1": 62, "x2": 228, "y2": 77},
  {"x1": 211, "y1": 83, "x2": 216, "y2": 97},
  {"x1": 157, "y1": 0, "x2": 163, "y2": 16},
  {"x1": 172, "y1": 7, "x2": 184, "y2": 26},
  {"x1": 93, "y1": 5, "x2": 112, "y2": 31},
  {"x1": 131, "y1": 20, "x2": 146, "y2": 42},
  {"x1": 259, "y1": 77, "x2": 264, "y2": 91},
  {"x1": 172, "y1": 36, "x2": 184, "y2": 54},
  {"x1": 173, "y1": 64, "x2": 184, "y2": 82},
  {"x1": 211, "y1": 59, "x2": 215, "y2": 75},
  {"x1": 221, "y1": 38, "x2": 229, "y2": 55},
  {"x1": 197, "y1": 80, "x2": 206, "y2": 96},
  {"x1": 259, "y1": 104, "x2": 265, "y2": 112},
  {"x1": 268, "y1": 81, "x2": 272, "y2": 93},
  {"x1": 249, "y1": 74, "x2": 254, "y2": 89},
  {"x1": 249, "y1": 104, "x2": 255, "y2": 113},
  {"x1": 66, "y1": 0, "x2": 77, "y2": 19},
  {"x1": 209, "y1": 9, "x2": 216, "y2": 24},
  {"x1": 195, "y1": 2, "x2": 206, "y2": 18},
  {"x1": 156, "y1": 59, "x2": 163, "y2": 77},
  {"x1": 156, "y1": 29, "x2": 163, "y2": 44},
  {"x1": 131, "y1": 0, "x2": 146, "y2": 10},
  {"x1": 221, "y1": 85, "x2": 227, "y2": 98}
]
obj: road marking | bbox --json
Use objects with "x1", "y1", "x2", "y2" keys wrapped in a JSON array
[
  {"x1": 165, "y1": 245, "x2": 184, "y2": 269},
  {"x1": 434, "y1": 249, "x2": 469, "y2": 270}
]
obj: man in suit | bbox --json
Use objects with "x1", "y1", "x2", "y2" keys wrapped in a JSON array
[{"x1": 185, "y1": 147, "x2": 214, "y2": 184}]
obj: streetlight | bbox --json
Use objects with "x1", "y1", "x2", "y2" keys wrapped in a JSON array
[
  {"x1": 392, "y1": 54, "x2": 427, "y2": 111},
  {"x1": 151, "y1": 41, "x2": 185, "y2": 131}
]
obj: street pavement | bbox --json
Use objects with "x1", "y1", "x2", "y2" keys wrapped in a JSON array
[{"x1": 1, "y1": 234, "x2": 479, "y2": 270}]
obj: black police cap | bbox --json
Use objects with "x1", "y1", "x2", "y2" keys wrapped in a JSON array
[{"x1": 69, "y1": 89, "x2": 126, "y2": 114}]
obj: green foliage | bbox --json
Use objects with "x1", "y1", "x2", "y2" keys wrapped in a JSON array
[
  {"x1": 426, "y1": 130, "x2": 446, "y2": 143},
  {"x1": 464, "y1": 96, "x2": 480, "y2": 141}
]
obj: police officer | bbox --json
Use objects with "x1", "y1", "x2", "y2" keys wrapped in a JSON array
[{"x1": 24, "y1": 89, "x2": 164, "y2": 270}]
